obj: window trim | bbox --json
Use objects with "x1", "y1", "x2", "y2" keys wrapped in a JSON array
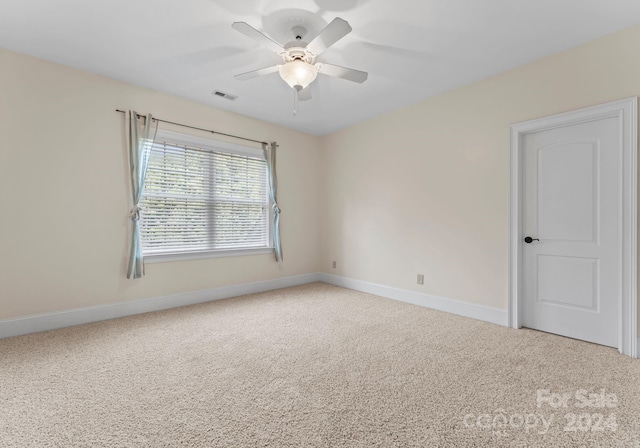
[
  {"x1": 140, "y1": 129, "x2": 273, "y2": 261},
  {"x1": 144, "y1": 247, "x2": 274, "y2": 264},
  {"x1": 151, "y1": 130, "x2": 265, "y2": 159}
]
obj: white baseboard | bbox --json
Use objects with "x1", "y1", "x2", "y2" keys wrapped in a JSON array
[
  {"x1": 0, "y1": 272, "x2": 521, "y2": 340},
  {"x1": 2, "y1": 271, "x2": 632, "y2": 354},
  {"x1": 319, "y1": 273, "x2": 508, "y2": 327},
  {"x1": 0, "y1": 273, "x2": 322, "y2": 339}
]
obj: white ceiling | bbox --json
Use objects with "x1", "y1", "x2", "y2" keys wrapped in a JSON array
[{"x1": 2, "y1": 0, "x2": 640, "y2": 136}]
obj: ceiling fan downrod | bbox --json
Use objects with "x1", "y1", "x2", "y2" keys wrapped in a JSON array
[{"x1": 291, "y1": 26, "x2": 307, "y2": 42}]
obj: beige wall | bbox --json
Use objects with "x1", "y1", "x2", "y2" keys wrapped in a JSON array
[
  {"x1": 2, "y1": 23, "x2": 640, "y2": 327},
  {"x1": 0, "y1": 48, "x2": 321, "y2": 319},
  {"x1": 319, "y1": 24, "x2": 640, "y2": 321}
]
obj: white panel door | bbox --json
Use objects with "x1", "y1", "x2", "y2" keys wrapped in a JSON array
[{"x1": 522, "y1": 116, "x2": 620, "y2": 347}]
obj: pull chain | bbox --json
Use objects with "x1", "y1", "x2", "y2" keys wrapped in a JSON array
[{"x1": 293, "y1": 88, "x2": 299, "y2": 116}]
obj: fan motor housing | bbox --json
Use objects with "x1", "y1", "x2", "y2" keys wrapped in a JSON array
[{"x1": 283, "y1": 46, "x2": 315, "y2": 64}]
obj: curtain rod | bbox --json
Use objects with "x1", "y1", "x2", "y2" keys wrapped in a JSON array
[{"x1": 115, "y1": 109, "x2": 271, "y2": 146}]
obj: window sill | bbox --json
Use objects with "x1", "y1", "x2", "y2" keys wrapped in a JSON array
[{"x1": 144, "y1": 247, "x2": 274, "y2": 264}]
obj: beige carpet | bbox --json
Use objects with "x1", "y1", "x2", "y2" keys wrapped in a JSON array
[{"x1": 1, "y1": 282, "x2": 639, "y2": 447}]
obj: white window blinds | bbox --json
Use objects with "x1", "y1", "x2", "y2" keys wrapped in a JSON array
[{"x1": 139, "y1": 131, "x2": 270, "y2": 256}]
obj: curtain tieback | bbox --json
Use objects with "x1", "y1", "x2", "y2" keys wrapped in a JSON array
[
  {"x1": 272, "y1": 203, "x2": 281, "y2": 215},
  {"x1": 129, "y1": 205, "x2": 141, "y2": 221}
]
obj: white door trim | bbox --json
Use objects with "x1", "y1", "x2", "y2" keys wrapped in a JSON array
[{"x1": 508, "y1": 97, "x2": 638, "y2": 358}]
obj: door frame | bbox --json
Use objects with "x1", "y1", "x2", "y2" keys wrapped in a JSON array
[{"x1": 508, "y1": 97, "x2": 638, "y2": 358}]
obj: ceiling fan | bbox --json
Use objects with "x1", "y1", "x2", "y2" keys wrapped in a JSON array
[{"x1": 231, "y1": 17, "x2": 368, "y2": 102}]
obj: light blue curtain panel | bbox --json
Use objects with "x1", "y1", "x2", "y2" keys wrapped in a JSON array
[
  {"x1": 263, "y1": 142, "x2": 283, "y2": 262},
  {"x1": 126, "y1": 111, "x2": 156, "y2": 279}
]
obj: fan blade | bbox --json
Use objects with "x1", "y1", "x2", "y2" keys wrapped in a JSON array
[
  {"x1": 316, "y1": 63, "x2": 368, "y2": 83},
  {"x1": 231, "y1": 22, "x2": 284, "y2": 54},
  {"x1": 306, "y1": 18, "x2": 352, "y2": 56},
  {"x1": 298, "y1": 87, "x2": 312, "y2": 101},
  {"x1": 234, "y1": 65, "x2": 280, "y2": 81}
]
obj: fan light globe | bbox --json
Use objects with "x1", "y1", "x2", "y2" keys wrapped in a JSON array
[{"x1": 279, "y1": 60, "x2": 318, "y2": 90}]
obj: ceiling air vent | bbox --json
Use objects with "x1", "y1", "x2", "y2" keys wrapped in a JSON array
[{"x1": 212, "y1": 90, "x2": 238, "y2": 101}]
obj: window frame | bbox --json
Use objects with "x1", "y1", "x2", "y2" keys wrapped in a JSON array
[{"x1": 140, "y1": 129, "x2": 273, "y2": 263}]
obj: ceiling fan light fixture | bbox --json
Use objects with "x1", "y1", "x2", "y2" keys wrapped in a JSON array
[{"x1": 278, "y1": 60, "x2": 318, "y2": 90}]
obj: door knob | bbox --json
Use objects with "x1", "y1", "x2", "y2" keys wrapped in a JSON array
[{"x1": 524, "y1": 236, "x2": 540, "y2": 244}]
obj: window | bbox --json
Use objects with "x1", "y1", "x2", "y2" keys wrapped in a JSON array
[{"x1": 140, "y1": 130, "x2": 271, "y2": 260}]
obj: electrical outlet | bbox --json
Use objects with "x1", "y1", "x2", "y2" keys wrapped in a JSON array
[
  {"x1": 332, "y1": 261, "x2": 337, "y2": 269},
  {"x1": 417, "y1": 274, "x2": 424, "y2": 285}
]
